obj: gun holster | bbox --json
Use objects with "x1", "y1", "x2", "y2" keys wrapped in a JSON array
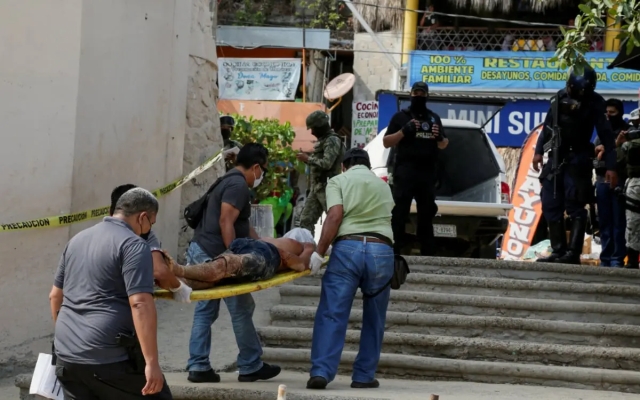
[
  {"x1": 116, "y1": 333, "x2": 146, "y2": 373},
  {"x1": 539, "y1": 162, "x2": 554, "y2": 181},
  {"x1": 51, "y1": 340, "x2": 57, "y2": 366}
]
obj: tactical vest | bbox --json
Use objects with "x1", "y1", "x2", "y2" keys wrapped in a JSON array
[
  {"x1": 310, "y1": 132, "x2": 344, "y2": 186},
  {"x1": 626, "y1": 140, "x2": 640, "y2": 178},
  {"x1": 557, "y1": 102, "x2": 583, "y2": 147}
]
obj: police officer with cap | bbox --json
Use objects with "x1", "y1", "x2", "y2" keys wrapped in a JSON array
[
  {"x1": 221, "y1": 115, "x2": 243, "y2": 172},
  {"x1": 383, "y1": 81, "x2": 449, "y2": 256},
  {"x1": 533, "y1": 66, "x2": 618, "y2": 264}
]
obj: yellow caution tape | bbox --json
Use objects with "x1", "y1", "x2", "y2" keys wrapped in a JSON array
[
  {"x1": 1, "y1": 150, "x2": 223, "y2": 232},
  {"x1": 154, "y1": 270, "x2": 311, "y2": 301}
]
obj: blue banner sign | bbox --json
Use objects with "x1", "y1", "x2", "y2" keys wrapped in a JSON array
[
  {"x1": 376, "y1": 92, "x2": 638, "y2": 147},
  {"x1": 409, "y1": 51, "x2": 640, "y2": 91}
]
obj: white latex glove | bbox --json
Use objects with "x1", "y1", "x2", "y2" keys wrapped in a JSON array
[
  {"x1": 310, "y1": 252, "x2": 325, "y2": 275},
  {"x1": 169, "y1": 281, "x2": 192, "y2": 304}
]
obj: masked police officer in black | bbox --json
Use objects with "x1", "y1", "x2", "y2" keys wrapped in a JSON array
[
  {"x1": 383, "y1": 81, "x2": 449, "y2": 256},
  {"x1": 532, "y1": 66, "x2": 618, "y2": 265}
]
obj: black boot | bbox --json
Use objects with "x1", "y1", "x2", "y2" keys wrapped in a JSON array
[
  {"x1": 626, "y1": 248, "x2": 639, "y2": 269},
  {"x1": 556, "y1": 217, "x2": 587, "y2": 265},
  {"x1": 537, "y1": 220, "x2": 567, "y2": 263}
]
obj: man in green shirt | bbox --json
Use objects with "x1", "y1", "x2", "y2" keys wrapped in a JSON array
[{"x1": 305, "y1": 148, "x2": 395, "y2": 390}]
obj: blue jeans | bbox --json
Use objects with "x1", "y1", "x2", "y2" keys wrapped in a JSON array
[
  {"x1": 596, "y1": 181, "x2": 627, "y2": 267},
  {"x1": 310, "y1": 239, "x2": 394, "y2": 383},
  {"x1": 185, "y1": 242, "x2": 263, "y2": 374}
]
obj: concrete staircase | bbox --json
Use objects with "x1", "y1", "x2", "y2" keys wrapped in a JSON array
[{"x1": 257, "y1": 257, "x2": 640, "y2": 393}]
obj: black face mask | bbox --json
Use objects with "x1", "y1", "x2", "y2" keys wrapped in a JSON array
[
  {"x1": 609, "y1": 113, "x2": 624, "y2": 130},
  {"x1": 311, "y1": 125, "x2": 331, "y2": 138},
  {"x1": 221, "y1": 128, "x2": 232, "y2": 142},
  {"x1": 410, "y1": 96, "x2": 427, "y2": 114},
  {"x1": 139, "y1": 215, "x2": 151, "y2": 240}
]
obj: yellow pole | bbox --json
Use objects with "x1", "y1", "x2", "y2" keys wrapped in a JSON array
[
  {"x1": 605, "y1": 12, "x2": 620, "y2": 51},
  {"x1": 401, "y1": 0, "x2": 419, "y2": 66}
]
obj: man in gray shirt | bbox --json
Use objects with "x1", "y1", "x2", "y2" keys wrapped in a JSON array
[
  {"x1": 186, "y1": 143, "x2": 281, "y2": 383},
  {"x1": 49, "y1": 188, "x2": 172, "y2": 399},
  {"x1": 110, "y1": 184, "x2": 191, "y2": 303}
]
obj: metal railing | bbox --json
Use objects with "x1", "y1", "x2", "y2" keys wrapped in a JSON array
[{"x1": 417, "y1": 27, "x2": 605, "y2": 52}]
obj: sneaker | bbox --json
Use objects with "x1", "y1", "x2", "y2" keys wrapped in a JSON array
[
  {"x1": 351, "y1": 379, "x2": 379, "y2": 389},
  {"x1": 238, "y1": 363, "x2": 281, "y2": 382},
  {"x1": 306, "y1": 376, "x2": 328, "y2": 389},
  {"x1": 187, "y1": 369, "x2": 221, "y2": 383}
]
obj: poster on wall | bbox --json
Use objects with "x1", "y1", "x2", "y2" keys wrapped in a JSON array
[
  {"x1": 351, "y1": 100, "x2": 379, "y2": 148},
  {"x1": 409, "y1": 51, "x2": 640, "y2": 91},
  {"x1": 218, "y1": 58, "x2": 301, "y2": 101}
]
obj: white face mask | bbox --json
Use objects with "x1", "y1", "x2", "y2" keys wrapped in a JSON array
[{"x1": 253, "y1": 166, "x2": 264, "y2": 188}]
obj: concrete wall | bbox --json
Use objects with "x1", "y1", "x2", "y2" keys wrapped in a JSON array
[
  {"x1": 352, "y1": 31, "x2": 402, "y2": 102},
  {"x1": 177, "y1": 0, "x2": 225, "y2": 262},
  {"x1": 0, "y1": 0, "x2": 191, "y2": 372}
]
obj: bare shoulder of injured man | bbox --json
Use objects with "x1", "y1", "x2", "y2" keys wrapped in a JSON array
[{"x1": 157, "y1": 238, "x2": 316, "y2": 291}]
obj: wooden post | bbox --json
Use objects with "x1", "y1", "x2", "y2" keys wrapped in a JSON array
[
  {"x1": 277, "y1": 384, "x2": 287, "y2": 400},
  {"x1": 430, "y1": 395, "x2": 439, "y2": 400},
  {"x1": 302, "y1": 49, "x2": 306, "y2": 102}
]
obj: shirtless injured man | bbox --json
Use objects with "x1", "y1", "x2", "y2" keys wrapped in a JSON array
[{"x1": 158, "y1": 235, "x2": 316, "y2": 290}]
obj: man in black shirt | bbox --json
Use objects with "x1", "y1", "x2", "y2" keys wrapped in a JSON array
[
  {"x1": 383, "y1": 81, "x2": 449, "y2": 256},
  {"x1": 187, "y1": 143, "x2": 281, "y2": 384},
  {"x1": 594, "y1": 98, "x2": 628, "y2": 267}
]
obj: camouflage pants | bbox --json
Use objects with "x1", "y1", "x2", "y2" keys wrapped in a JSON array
[
  {"x1": 298, "y1": 186, "x2": 327, "y2": 236},
  {"x1": 626, "y1": 178, "x2": 640, "y2": 251}
]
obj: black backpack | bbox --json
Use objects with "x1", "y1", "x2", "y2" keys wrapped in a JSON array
[{"x1": 183, "y1": 172, "x2": 237, "y2": 229}]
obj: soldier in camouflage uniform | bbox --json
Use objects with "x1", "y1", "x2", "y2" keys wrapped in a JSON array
[
  {"x1": 296, "y1": 111, "x2": 345, "y2": 235},
  {"x1": 620, "y1": 134, "x2": 640, "y2": 268},
  {"x1": 221, "y1": 115, "x2": 243, "y2": 172}
]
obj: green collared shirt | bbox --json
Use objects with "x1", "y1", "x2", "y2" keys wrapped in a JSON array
[{"x1": 325, "y1": 165, "x2": 394, "y2": 241}]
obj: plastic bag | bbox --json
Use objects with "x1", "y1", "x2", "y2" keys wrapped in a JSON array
[
  {"x1": 523, "y1": 239, "x2": 552, "y2": 260},
  {"x1": 283, "y1": 228, "x2": 315, "y2": 243},
  {"x1": 283, "y1": 227, "x2": 332, "y2": 255}
]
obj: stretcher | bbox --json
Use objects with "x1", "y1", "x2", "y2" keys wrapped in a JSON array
[{"x1": 153, "y1": 269, "x2": 311, "y2": 301}]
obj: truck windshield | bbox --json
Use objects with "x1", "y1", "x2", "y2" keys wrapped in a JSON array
[{"x1": 387, "y1": 127, "x2": 501, "y2": 197}]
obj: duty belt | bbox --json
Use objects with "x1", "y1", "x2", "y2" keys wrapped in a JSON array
[{"x1": 335, "y1": 234, "x2": 393, "y2": 247}]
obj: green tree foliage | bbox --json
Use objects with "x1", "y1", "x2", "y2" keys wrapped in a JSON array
[
  {"x1": 220, "y1": 0, "x2": 273, "y2": 26},
  {"x1": 227, "y1": 114, "x2": 304, "y2": 201},
  {"x1": 298, "y1": 0, "x2": 347, "y2": 30},
  {"x1": 551, "y1": 0, "x2": 639, "y2": 71}
]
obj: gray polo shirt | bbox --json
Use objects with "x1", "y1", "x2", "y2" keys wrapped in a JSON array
[{"x1": 53, "y1": 217, "x2": 154, "y2": 365}]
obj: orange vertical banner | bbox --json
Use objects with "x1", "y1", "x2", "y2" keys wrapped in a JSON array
[{"x1": 501, "y1": 124, "x2": 544, "y2": 260}]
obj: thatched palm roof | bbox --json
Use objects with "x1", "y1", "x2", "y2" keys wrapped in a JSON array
[
  {"x1": 353, "y1": 0, "x2": 567, "y2": 31},
  {"x1": 353, "y1": 0, "x2": 404, "y2": 31}
]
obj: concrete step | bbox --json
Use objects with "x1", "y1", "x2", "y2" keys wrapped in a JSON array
[
  {"x1": 404, "y1": 256, "x2": 640, "y2": 285},
  {"x1": 269, "y1": 305, "x2": 640, "y2": 348},
  {"x1": 260, "y1": 347, "x2": 640, "y2": 393},
  {"x1": 400, "y1": 273, "x2": 640, "y2": 304},
  {"x1": 258, "y1": 327, "x2": 640, "y2": 370},
  {"x1": 278, "y1": 285, "x2": 640, "y2": 324},
  {"x1": 17, "y1": 371, "x2": 640, "y2": 400}
]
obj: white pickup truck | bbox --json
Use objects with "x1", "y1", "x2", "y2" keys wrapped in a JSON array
[{"x1": 364, "y1": 119, "x2": 512, "y2": 258}]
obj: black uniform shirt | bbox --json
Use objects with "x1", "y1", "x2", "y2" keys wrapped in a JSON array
[{"x1": 385, "y1": 108, "x2": 446, "y2": 175}]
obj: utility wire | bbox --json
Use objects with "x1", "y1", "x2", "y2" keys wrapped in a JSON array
[
  {"x1": 217, "y1": 39, "x2": 615, "y2": 63},
  {"x1": 217, "y1": 18, "x2": 608, "y2": 62},
  {"x1": 348, "y1": 0, "x2": 578, "y2": 28},
  {"x1": 219, "y1": 0, "x2": 606, "y2": 29}
]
